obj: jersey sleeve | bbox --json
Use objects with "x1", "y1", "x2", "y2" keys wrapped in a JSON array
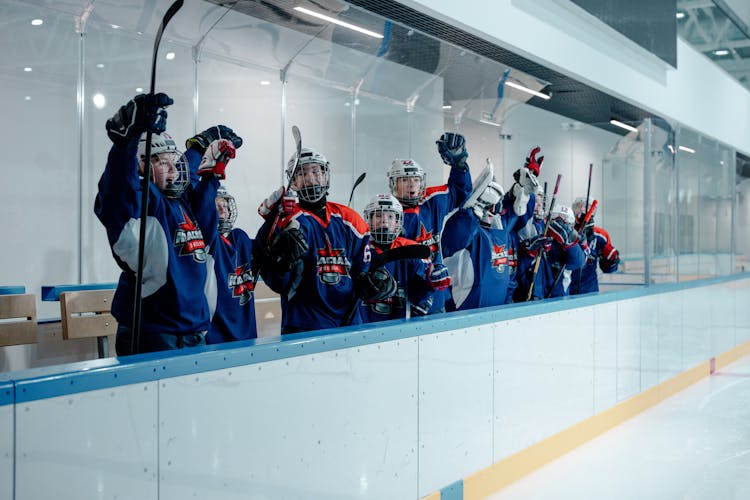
[
  {"x1": 440, "y1": 209, "x2": 476, "y2": 259},
  {"x1": 185, "y1": 147, "x2": 220, "y2": 249},
  {"x1": 447, "y1": 165, "x2": 472, "y2": 208}
]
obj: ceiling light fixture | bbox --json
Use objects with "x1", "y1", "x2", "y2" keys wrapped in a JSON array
[
  {"x1": 713, "y1": 49, "x2": 729, "y2": 56},
  {"x1": 92, "y1": 93, "x2": 107, "y2": 109},
  {"x1": 479, "y1": 119, "x2": 502, "y2": 127},
  {"x1": 31, "y1": 19, "x2": 43, "y2": 26},
  {"x1": 165, "y1": 52, "x2": 175, "y2": 60},
  {"x1": 23, "y1": 67, "x2": 32, "y2": 72},
  {"x1": 293, "y1": 6, "x2": 383, "y2": 39},
  {"x1": 678, "y1": 145, "x2": 695, "y2": 154},
  {"x1": 609, "y1": 119, "x2": 638, "y2": 133},
  {"x1": 260, "y1": 80, "x2": 271, "y2": 86},
  {"x1": 442, "y1": 105, "x2": 452, "y2": 110},
  {"x1": 676, "y1": 12, "x2": 686, "y2": 20},
  {"x1": 136, "y1": 87, "x2": 143, "y2": 92},
  {"x1": 505, "y1": 80, "x2": 551, "y2": 100}
]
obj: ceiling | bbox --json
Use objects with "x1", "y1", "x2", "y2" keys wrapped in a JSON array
[{"x1": 677, "y1": 0, "x2": 750, "y2": 89}]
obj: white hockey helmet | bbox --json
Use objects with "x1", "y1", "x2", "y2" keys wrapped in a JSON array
[
  {"x1": 286, "y1": 147, "x2": 330, "y2": 203},
  {"x1": 215, "y1": 185, "x2": 238, "y2": 234},
  {"x1": 572, "y1": 196, "x2": 597, "y2": 221},
  {"x1": 364, "y1": 193, "x2": 403, "y2": 246},
  {"x1": 137, "y1": 132, "x2": 189, "y2": 198},
  {"x1": 388, "y1": 158, "x2": 426, "y2": 205},
  {"x1": 464, "y1": 162, "x2": 504, "y2": 224},
  {"x1": 550, "y1": 204, "x2": 575, "y2": 225}
]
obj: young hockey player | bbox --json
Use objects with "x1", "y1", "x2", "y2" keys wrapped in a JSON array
[
  {"x1": 538, "y1": 204, "x2": 586, "y2": 298},
  {"x1": 357, "y1": 194, "x2": 435, "y2": 322},
  {"x1": 95, "y1": 94, "x2": 215, "y2": 354},
  {"x1": 569, "y1": 197, "x2": 620, "y2": 294},
  {"x1": 258, "y1": 147, "x2": 397, "y2": 334},
  {"x1": 387, "y1": 132, "x2": 473, "y2": 313}
]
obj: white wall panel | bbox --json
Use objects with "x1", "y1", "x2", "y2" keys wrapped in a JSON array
[
  {"x1": 682, "y1": 288, "x2": 712, "y2": 368},
  {"x1": 158, "y1": 339, "x2": 418, "y2": 500},
  {"x1": 418, "y1": 326, "x2": 494, "y2": 497},
  {"x1": 657, "y1": 291, "x2": 684, "y2": 381},
  {"x1": 593, "y1": 302, "x2": 618, "y2": 413},
  {"x1": 735, "y1": 281, "x2": 750, "y2": 344},
  {"x1": 0, "y1": 404, "x2": 11, "y2": 500},
  {"x1": 616, "y1": 299, "x2": 642, "y2": 401},
  {"x1": 639, "y1": 295, "x2": 660, "y2": 391},
  {"x1": 709, "y1": 284, "x2": 736, "y2": 355},
  {"x1": 15, "y1": 382, "x2": 158, "y2": 500}
]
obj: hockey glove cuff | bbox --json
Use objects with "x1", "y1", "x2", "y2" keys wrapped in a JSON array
[{"x1": 197, "y1": 139, "x2": 236, "y2": 179}]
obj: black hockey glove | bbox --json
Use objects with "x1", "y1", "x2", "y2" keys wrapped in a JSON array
[
  {"x1": 522, "y1": 235, "x2": 552, "y2": 257},
  {"x1": 268, "y1": 225, "x2": 308, "y2": 273},
  {"x1": 106, "y1": 93, "x2": 173, "y2": 146},
  {"x1": 548, "y1": 219, "x2": 579, "y2": 250},
  {"x1": 186, "y1": 125, "x2": 243, "y2": 155},
  {"x1": 436, "y1": 132, "x2": 468, "y2": 170},
  {"x1": 355, "y1": 267, "x2": 397, "y2": 302}
]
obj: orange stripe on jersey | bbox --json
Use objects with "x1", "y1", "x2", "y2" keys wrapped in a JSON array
[
  {"x1": 423, "y1": 184, "x2": 449, "y2": 202},
  {"x1": 328, "y1": 201, "x2": 370, "y2": 236},
  {"x1": 593, "y1": 226, "x2": 612, "y2": 243}
]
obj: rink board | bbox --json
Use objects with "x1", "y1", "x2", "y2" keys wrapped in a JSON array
[{"x1": 1, "y1": 274, "x2": 749, "y2": 500}]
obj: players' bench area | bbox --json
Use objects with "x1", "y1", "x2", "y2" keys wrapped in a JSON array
[
  {"x1": 1, "y1": 272, "x2": 749, "y2": 500},
  {"x1": 0, "y1": 282, "x2": 282, "y2": 371}
]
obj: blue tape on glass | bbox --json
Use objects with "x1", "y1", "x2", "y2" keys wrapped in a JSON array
[{"x1": 41, "y1": 283, "x2": 117, "y2": 301}]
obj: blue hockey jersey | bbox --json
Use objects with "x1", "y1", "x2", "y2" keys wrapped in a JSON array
[{"x1": 570, "y1": 226, "x2": 619, "y2": 295}]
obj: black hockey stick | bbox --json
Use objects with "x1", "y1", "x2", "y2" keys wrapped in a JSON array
[
  {"x1": 250, "y1": 125, "x2": 302, "y2": 291},
  {"x1": 348, "y1": 172, "x2": 367, "y2": 207},
  {"x1": 526, "y1": 174, "x2": 561, "y2": 301},
  {"x1": 132, "y1": 0, "x2": 184, "y2": 354},
  {"x1": 344, "y1": 244, "x2": 430, "y2": 325}
]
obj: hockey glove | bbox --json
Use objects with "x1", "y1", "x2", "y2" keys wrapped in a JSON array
[
  {"x1": 411, "y1": 297, "x2": 433, "y2": 316},
  {"x1": 548, "y1": 219, "x2": 580, "y2": 249},
  {"x1": 355, "y1": 268, "x2": 397, "y2": 302},
  {"x1": 523, "y1": 146, "x2": 544, "y2": 176},
  {"x1": 426, "y1": 263, "x2": 452, "y2": 291},
  {"x1": 436, "y1": 132, "x2": 469, "y2": 170},
  {"x1": 599, "y1": 243, "x2": 620, "y2": 273},
  {"x1": 106, "y1": 93, "x2": 173, "y2": 146},
  {"x1": 268, "y1": 222, "x2": 308, "y2": 273},
  {"x1": 258, "y1": 186, "x2": 285, "y2": 220},
  {"x1": 522, "y1": 235, "x2": 552, "y2": 257},
  {"x1": 186, "y1": 125, "x2": 243, "y2": 155},
  {"x1": 511, "y1": 182, "x2": 531, "y2": 216},
  {"x1": 512, "y1": 166, "x2": 539, "y2": 195},
  {"x1": 197, "y1": 139, "x2": 236, "y2": 179}
]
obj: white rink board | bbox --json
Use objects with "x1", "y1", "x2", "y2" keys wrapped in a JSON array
[
  {"x1": 14, "y1": 382, "x2": 158, "y2": 500},
  {"x1": 158, "y1": 338, "x2": 419, "y2": 500},
  {"x1": 418, "y1": 325, "x2": 493, "y2": 497},
  {"x1": 0, "y1": 404, "x2": 11, "y2": 500},
  {"x1": 593, "y1": 302, "x2": 619, "y2": 413}
]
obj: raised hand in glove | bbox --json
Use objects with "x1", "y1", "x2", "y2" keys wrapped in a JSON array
[
  {"x1": 106, "y1": 93, "x2": 173, "y2": 146},
  {"x1": 197, "y1": 139, "x2": 236, "y2": 179},
  {"x1": 186, "y1": 125, "x2": 243, "y2": 155},
  {"x1": 548, "y1": 218, "x2": 579, "y2": 249},
  {"x1": 355, "y1": 267, "x2": 397, "y2": 301},
  {"x1": 599, "y1": 243, "x2": 620, "y2": 272},
  {"x1": 436, "y1": 132, "x2": 468, "y2": 170},
  {"x1": 427, "y1": 262, "x2": 452, "y2": 291},
  {"x1": 268, "y1": 221, "x2": 308, "y2": 273},
  {"x1": 524, "y1": 146, "x2": 544, "y2": 176}
]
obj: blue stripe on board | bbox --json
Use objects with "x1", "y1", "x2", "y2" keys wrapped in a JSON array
[
  {"x1": 0, "y1": 382, "x2": 13, "y2": 406},
  {"x1": 40, "y1": 283, "x2": 117, "y2": 301},
  {"x1": 6, "y1": 272, "x2": 750, "y2": 402},
  {"x1": 0, "y1": 286, "x2": 25, "y2": 295},
  {"x1": 440, "y1": 479, "x2": 464, "y2": 500}
]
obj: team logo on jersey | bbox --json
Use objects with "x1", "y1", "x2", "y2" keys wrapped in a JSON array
[
  {"x1": 174, "y1": 210, "x2": 206, "y2": 263},
  {"x1": 416, "y1": 224, "x2": 439, "y2": 259},
  {"x1": 316, "y1": 240, "x2": 351, "y2": 284},
  {"x1": 227, "y1": 263, "x2": 254, "y2": 305},
  {"x1": 491, "y1": 243, "x2": 508, "y2": 273}
]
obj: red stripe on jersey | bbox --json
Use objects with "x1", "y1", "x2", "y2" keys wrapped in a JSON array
[{"x1": 423, "y1": 184, "x2": 449, "y2": 202}]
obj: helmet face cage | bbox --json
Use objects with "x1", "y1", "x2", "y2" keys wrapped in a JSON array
[
  {"x1": 138, "y1": 133, "x2": 189, "y2": 198},
  {"x1": 364, "y1": 194, "x2": 403, "y2": 246},
  {"x1": 287, "y1": 148, "x2": 330, "y2": 203},
  {"x1": 388, "y1": 159, "x2": 425, "y2": 205},
  {"x1": 216, "y1": 188, "x2": 238, "y2": 234}
]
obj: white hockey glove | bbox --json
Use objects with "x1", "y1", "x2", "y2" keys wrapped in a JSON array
[{"x1": 197, "y1": 139, "x2": 236, "y2": 179}]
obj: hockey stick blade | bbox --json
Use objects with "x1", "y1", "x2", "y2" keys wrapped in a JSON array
[
  {"x1": 132, "y1": 0, "x2": 184, "y2": 354},
  {"x1": 371, "y1": 244, "x2": 430, "y2": 269},
  {"x1": 348, "y1": 172, "x2": 367, "y2": 207}
]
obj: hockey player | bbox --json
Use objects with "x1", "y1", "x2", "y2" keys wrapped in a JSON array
[
  {"x1": 387, "y1": 132, "x2": 473, "y2": 313},
  {"x1": 538, "y1": 204, "x2": 586, "y2": 298},
  {"x1": 442, "y1": 165, "x2": 515, "y2": 310},
  {"x1": 96, "y1": 93, "x2": 215, "y2": 354},
  {"x1": 357, "y1": 194, "x2": 435, "y2": 322},
  {"x1": 569, "y1": 197, "x2": 620, "y2": 294},
  {"x1": 258, "y1": 147, "x2": 397, "y2": 334}
]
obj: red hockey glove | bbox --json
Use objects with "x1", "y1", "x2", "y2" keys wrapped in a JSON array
[
  {"x1": 524, "y1": 146, "x2": 544, "y2": 176},
  {"x1": 600, "y1": 242, "x2": 620, "y2": 272},
  {"x1": 198, "y1": 139, "x2": 235, "y2": 179}
]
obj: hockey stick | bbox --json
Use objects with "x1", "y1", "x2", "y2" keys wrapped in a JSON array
[
  {"x1": 250, "y1": 125, "x2": 302, "y2": 291},
  {"x1": 344, "y1": 244, "x2": 431, "y2": 326},
  {"x1": 546, "y1": 199, "x2": 597, "y2": 298},
  {"x1": 132, "y1": 0, "x2": 184, "y2": 354},
  {"x1": 525, "y1": 174, "x2": 561, "y2": 301},
  {"x1": 542, "y1": 181, "x2": 548, "y2": 213},
  {"x1": 348, "y1": 172, "x2": 367, "y2": 207}
]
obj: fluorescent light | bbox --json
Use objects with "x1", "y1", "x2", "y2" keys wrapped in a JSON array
[
  {"x1": 505, "y1": 80, "x2": 551, "y2": 100},
  {"x1": 442, "y1": 105, "x2": 452, "y2": 110},
  {"x1": 92, "y1": 93, "x2": 107, "y2": 109},
  {"x1": 713, "y1": 49, "x2": 729, "y2": 56},
  {"x1": 676, "y1": 12, "x2": 685, "y2": 19},
  {"x1": 24, "y1": 96, "x2": 31, "y2": 101},
  {"x1": 667, "y1": 144, "x2": 675, "y2": 154},
  {"x1": 678, "y1": 145, "x2": 695, "y2": 154},
  {"x1": 293, "y1": 6, "x2": 383, "y2": 39},
  {"x1": 136, "y1": 87, "x2": 143, "y2": 92},
  {"x1": 31, "y1": 19, "x2": 43, "y2": 26},
  {"x1": 165, "y1": 52, "x2": 175, "y2": 60},
  {"x1": 111, "y1": 24, "x2": 120, "y2": 29},
  {"x1": 260, "y1": 80, "x2": 271, "y2": 86},
  {"x1": 96, "y1": 63, "x2": 105, "y2": 69},
  {"x1": 609, "y1": 119, "x2": 638, "y2": 133},
  {"x1": 479, "y1": 119, "x2": 501, "y2": 127}
]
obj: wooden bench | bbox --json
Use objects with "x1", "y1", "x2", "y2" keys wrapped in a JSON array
[
  {"x1": 0, "y1": 293, "x2": 38, "y2": 347},
  {"x1": 59, "y1": 289, "x2": 117, "y2": 358}
]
